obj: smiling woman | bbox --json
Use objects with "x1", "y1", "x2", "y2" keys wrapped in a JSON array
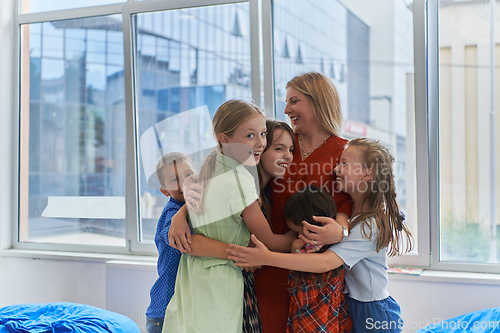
[{"x1": 254, "y1": 71, "x2": 353, "y2": 333}]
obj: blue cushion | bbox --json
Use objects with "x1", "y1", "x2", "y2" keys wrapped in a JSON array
[
  {"x1": 0, "y1": 302, "x2": 141, "y2": 333},
  {"x1": 417, "y1": 308, "x2": 500, "y2": 332}
]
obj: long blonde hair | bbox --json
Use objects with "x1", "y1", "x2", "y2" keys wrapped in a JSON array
[
  {"x1": 286, "y1": 71, "x2": 342, "y2": 137},
  {"x1": 348, "y1": 138, "x2": 413, "y2": 256},
  {"x1": 195, "y1": 100, "x2": 264, "y2": 213}
]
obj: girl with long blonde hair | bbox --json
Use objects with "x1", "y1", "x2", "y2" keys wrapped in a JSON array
[
  {"x1": 228, "y1": 138, "x2": 413, "y2": 333},
  {"x1": 163, "y1": 100, "x2": 296, "y2": 333}
]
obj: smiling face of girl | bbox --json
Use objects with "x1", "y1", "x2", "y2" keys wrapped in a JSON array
[
  {"x1": 259, "y1": 128, "x2": 294, "y2": 182},
  {"x1": 334, "y1": 145, "x2": 373, "y2": 199},
  {"x1": 219, "y1": 114, "x2": 267, "y2": 166}
]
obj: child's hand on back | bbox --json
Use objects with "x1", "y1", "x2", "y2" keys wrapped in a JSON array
[
  {"x1": 183, "y1": 174, "x2": 203, "y2": 213},
  {"x1": 168, "y1": 208, "x2": 192, "y2": 253},
  {"x1": 227, "y1": 234, "x2": 271, "y2": 268},
  {"x1": 291, "y1": 238, "x2": 305, "y2": 253},
  {"x1": 299, "y1": 215, "x2": 346, "y2": 246}
]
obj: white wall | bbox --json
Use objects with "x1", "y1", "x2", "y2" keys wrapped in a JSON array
[
  {"x1": 389, "y1": 275, "x2": 500, "y2": 333},
  {"x1": 1, "y1": 254, "x2": 500, "y2": 333},
  {"x1": 0, "y1": 256, "x2": 106, "y2": 308}
]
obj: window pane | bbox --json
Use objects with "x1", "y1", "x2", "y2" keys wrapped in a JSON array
[
  {"x1": 273, "y1": 0, "x2": 418, "y2": 251},
  {"x1": 438, "y1": 1, "x2": 500, "y2": 263},
  {"x1": 21, "y1": 0, "x2": 125, "y2": 14},
  {"x1": 19, "y1": 15, "x2": 126, "y2": 247},
  {"x1": 135, "y1": 3, "x2": 252, "y2": 242}
]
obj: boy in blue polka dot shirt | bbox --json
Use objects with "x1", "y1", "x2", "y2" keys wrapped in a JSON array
[{"x1": 145, "y1": 152, "x2": 196, "y2": 333}]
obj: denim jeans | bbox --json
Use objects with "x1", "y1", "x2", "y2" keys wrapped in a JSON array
[
  {"x1": 146, "y1": 317, "x2": 164, "y2": 333},
  {"x1": 346, "y1": 295, "x2": 403, "y2": 333}
]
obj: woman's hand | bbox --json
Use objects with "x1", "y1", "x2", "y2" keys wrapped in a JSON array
[
  {"x1": 299, "y1": 215, "x2": 344, "y2": 246},
  {"x1": 168, "y1": 206, "x2": 192, "y2": 253},
  {"x1": 183, "y1": 175, "x2": 202, "y2": 212},
  {"x1": 227, "y1": 234, "x2": 271, "y2": 269}
]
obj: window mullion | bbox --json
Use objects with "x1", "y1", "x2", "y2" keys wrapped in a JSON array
[
  {"x1": 387, "y1": 0, "x2": 431, "y2": 268},
  {"x1": 261, "y1": 0, "x2": 274, "y2": 117},
  {"x1": 123, "y1": 8, "x2": 150, "y2": 254},
  {"x1": 427, "y1": 0, "x2": 439, "y2": 270},
  {"x1": 249, "y1": 0, "x2": 261, "y2": 107}
]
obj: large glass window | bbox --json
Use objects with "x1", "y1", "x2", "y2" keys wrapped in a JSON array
[
  {"x1": 272, "y1": 0, "x2": 418, "y2": 252},
  {"x1": 134, "y1": 3, "x2": 252, "y2": 242},
  {"x1": 20, "y1": 0, "x2": 481, "y2": 268},
  {"x1": 438, "y1": 0, "x2": 500, "y2": 264},
  {"x1": 15, "y1": 0, "x2": 256, "y2": 254},
  {"x1": 19, "y1": 15, "x2": 126, "y2": 247},
  {"x1": 15, "y1": 0, "x2": 428, "y2": 260}
]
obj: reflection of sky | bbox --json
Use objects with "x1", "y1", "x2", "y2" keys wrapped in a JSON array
[
  {"x1": 29, "y1": 34, "x2": 41, "y2": 57},
  {"x1": 138, "y1": 35, "x2": 156, "y2": 57},
  {"x1": 43, "y1": 36, "x2": 63, "y2": 58},
  {"x1": 86, "y1": 64, "x2": 106, "y2": 91},
  {"x1": 65, "y1": 32, "x2": 86, "y2": 60},
  {"x1": 107, "y1": 65, "x2": 122, "y2": 77},
  {"x1": 41, "y1": 58, "x2": 63, "y2": 80}
]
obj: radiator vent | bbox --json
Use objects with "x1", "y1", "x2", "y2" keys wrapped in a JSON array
[{"x1": 106, "y1": 260, "x2": 158, "y2": 332}]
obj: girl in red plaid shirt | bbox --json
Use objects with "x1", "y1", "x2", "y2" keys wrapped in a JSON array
[{"x1": 281, "y1": 185, "x2": 352, "y2": 333}]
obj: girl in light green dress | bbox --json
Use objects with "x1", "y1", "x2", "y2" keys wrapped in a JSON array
[{"x1": 163, "y1": 100, "x2": 296, "y2": 333}]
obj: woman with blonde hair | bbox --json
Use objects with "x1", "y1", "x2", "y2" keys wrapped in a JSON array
[{"x1": 253, "y1": 71, "x2": 353, "y2": 332}]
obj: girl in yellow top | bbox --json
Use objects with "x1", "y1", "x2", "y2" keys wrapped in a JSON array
[{"x1": 163, "y1": 100, "x2": 295, "y2": 333}]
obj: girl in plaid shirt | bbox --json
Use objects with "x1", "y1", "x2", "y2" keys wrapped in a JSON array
[{"x1": 283, "y1": 184, "x2": 352, "y2": 333}]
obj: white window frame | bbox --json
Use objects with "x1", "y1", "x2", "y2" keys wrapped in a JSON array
[
  {"x1": 388, "y1": 0, "x2": 431, "y2": 268},
  {"x1": 12, "y1": 0, "x2": 261, "y2": 255},
  {"x1": 426, "y1": 0, "x2": 500, "y2": 274},
  {"x1": 390, "y1": 0, "x2": 500, "y2": 273}
]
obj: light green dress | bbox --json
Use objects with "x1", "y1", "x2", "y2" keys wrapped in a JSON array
[{"x1": 163, "y1": 152, "x2": 258, "y2": 333}]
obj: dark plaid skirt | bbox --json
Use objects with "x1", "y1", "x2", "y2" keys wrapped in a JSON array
[
  {"x1": 242, "y1": 270, "x2": 263, "y2": 333},
  {"x1": 287, "y1": 269, "x2": 352, "y2": 333}
]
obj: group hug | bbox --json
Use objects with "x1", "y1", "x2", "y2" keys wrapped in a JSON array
[{"x1": 145, "y1": 71, "x2": 413, "y2": 333}]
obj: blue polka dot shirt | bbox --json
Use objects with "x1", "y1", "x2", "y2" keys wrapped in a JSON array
[{"x1": 146, "y1": 197, "x2": 186, "y2": 319}]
